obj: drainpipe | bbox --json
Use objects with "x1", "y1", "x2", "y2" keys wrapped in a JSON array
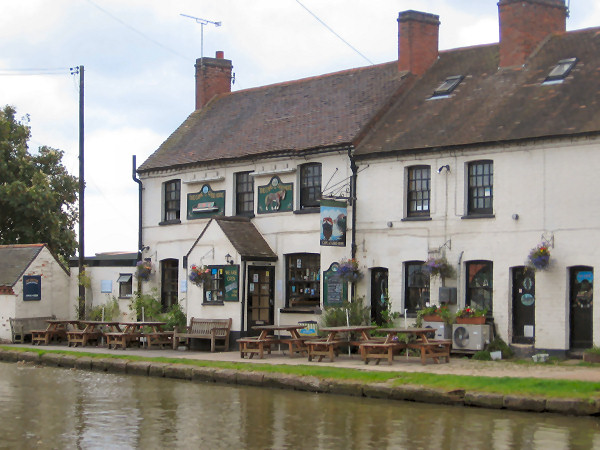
[
  {"x1": 349, "y1": 147, "x2": 358, "y2": 300},
  {"x1": 132, "y1": 156, "x2": 143, "y2": 292},
  {"x1": 240, "y1": 261, "x2": 247, "y2": 336}
]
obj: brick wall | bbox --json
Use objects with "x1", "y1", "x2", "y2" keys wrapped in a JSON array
[
  {"x1": 398, "y1": 10, "x2": 440, "y2": 75},
  {"x1": 195, "y1": 51, "x2": 233, "y2": 110}
]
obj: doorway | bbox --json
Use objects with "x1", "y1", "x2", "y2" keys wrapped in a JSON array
[
  {"x1": 247, "y1": 266, "x2": 274, "y2": 335},
  {"x1": 512, "y1": 266, "x2": 535, "y2": 344},
  {"x1": 570, "y1": 266, "x2": 593, "y2": 349},
  {"x1": 371, "y1": 268, "x2": 388, "y2": 326}
]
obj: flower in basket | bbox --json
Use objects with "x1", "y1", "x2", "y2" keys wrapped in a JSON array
[
  {"x1": 336, "y1": 258, "x2": 363, "y2": 283},
  {"x1": 456, "y1": 306, "x2": 487, "y2": 318},
  {"x1": 424, "y1": 256, "x2": 455, "y2": 279},
  {"x1": 527, "y1": 243, "x2": 550, "y2": 270},
  {"x1": 135, "y1": 259, "x2": 153, "y2": 281},
  {"x1": 417, "y1": 304, "x2": 454, "y2": 325},
  {"x1": 189, "y1": 265, "x2": 212, "y2": 286}
]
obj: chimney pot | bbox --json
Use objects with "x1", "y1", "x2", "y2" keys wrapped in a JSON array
[
  {"x1": 216, "y1": 50, "x2": 224, "y2": 59},
  {"x1": 397, "y1": 10, "x2": 440, "y2": 75}
]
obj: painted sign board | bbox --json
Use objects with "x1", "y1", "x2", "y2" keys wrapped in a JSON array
[
  {"x1": 187, "y1": 184, "x2": 225, "y2": 219},
  {"x1": 23, "y1": 275, "x2": 41, "y2": 301},
  {"x1": 323, "y1": 263, "x2": 347, "y2": 307},
  {"x1": 320, "y1": 199, "x2": 347, "y2": 246},
  {"x1": 257, "y1": 177, "x2": 293, "y2": 214}
]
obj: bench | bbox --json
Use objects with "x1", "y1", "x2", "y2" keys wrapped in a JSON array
[
  {"x1": 407, "y1": 339, "x2": 452, "y2": 365},
  {"x1": 9, "y1": 316, "x2": 55, "y2": 344},
  {"x1": 360, "y1": 341, "x2": 407, "y2": 365},
  {"x1": 306, "y1": 339, "x2": 343, "y2": 362},
  {"x1": 105, "y1": 331, "x2": 142, "y2": 350},
  {"x1": 237, "y1": 336, "x2": 278, "y2": 359},
  {"x1": 173, "y1": 317, "x2": 232, "y2": 352},
  {"x1": 145, "y1": 331, "x2": 174, "y2": 349}
]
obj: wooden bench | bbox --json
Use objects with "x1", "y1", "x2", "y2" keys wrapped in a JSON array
[
  {"x1": 105, "y1": 331, "x2": 142, "y2": 350},
  {"x1": 237, "y1": 336, "x2": 278, "y2": 359},
  {"x1": 408, "y1": 339, "x2": 452, "y2": 365},
  {"x1": 67, "y1": 330, "x2": 101, "y2": 347},
  {"x1": 306, "y1": 339, "x2": 343, "y2": 362},
  {"x1": 145, "y1": 331, "x2": 174, "y2": 349},
  {"x1": 173, "y1": 318, "x2": 232, "y2": 352},
  {"x1": 360, "y1": 341, "x2": 406, "y2": 365},
  {"x1": 9, "y1": 316, "x2": 55, "y2": 344}
]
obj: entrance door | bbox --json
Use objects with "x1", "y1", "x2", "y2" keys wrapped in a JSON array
[
  {"x1": 512, "y1": 267, "x2": 535, "y2": 344},
  {"x1": 371, "y1": 268, "x2": 388, "y2": 326},
  {"x1": 247, "y1": 266, "x2": 274, "y2": 335},
  {"x1": 570, "y1": 266, "x2": 593, "y2": 349}
]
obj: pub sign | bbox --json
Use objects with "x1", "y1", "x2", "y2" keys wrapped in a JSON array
[
  {"x1": 187, "y1": 184, "x2": 225, "y2": 220},
  {"x1": 23, "y1": 275, "x2": 42, "y2": 301}
]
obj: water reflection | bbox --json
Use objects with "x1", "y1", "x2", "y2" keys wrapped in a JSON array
[{"x1": 0, "y1": 362, "x2": 598, "y2": 449}]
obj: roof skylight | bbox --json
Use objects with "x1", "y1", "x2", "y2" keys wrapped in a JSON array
[
  {"x1": 431, "y1": 75, "x2": 464, "y2": 98},
  {"x1": 543, "y1": 58, "x2": 577, "y2": 84}
]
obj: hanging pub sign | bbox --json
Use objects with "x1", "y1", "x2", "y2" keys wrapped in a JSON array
[
  {"x1": 323, "y1": 263, "x2": 347, "y2": 307},
  {"x1": 23, "y1": 275, "x2": 42, "y2": 301},
  {"x1": 187, "y1": 184, "x2": 225, "y2": 220},
  {"x1": 320, "y1": 198, "x2": 347, "y2": 247},
  {"x1": 257, "y1": 176, "x2": 293, "y2": 214}
]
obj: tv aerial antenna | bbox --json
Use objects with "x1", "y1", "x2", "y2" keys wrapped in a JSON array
[{"x1": 180, "y1": 14, "x2": 221, "y2": 62}]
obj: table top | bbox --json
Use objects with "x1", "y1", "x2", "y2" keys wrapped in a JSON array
[
  {"x1": 46, "y1": 319, "x2": 79, "y2": 324},
  {"x1": 252, "y1": 325, "x2": 305, "y2": 331},
  {"x1": 80, "y1": 321, "x2": 120, "y2": 325},
  {"x1": 120, "y1": 321, "x2": 166, "y2": 326},
  {"x1": 320, "y1": 325, "x2": 378, "y2": 332},
  {"x1": 382, "y1": 327, "x2": 437, "y2": 334}
]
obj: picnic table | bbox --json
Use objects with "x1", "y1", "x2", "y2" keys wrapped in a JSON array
[
  {"x1": 238, "y1": 324, "x2": 308, "y2": 359},
  {"x1": 119, "y1": 321, "x2": 172, "y2": 349},
  {"x1": 360, "y1": 327, "x2": 451, "y2": 365},
  {"x1": 307, "y1": 325, "x2": 378, "y2": 362},
  {"x1": 67, "y1": 321, "x2": 119, "y2": 347},
  {"x1": 31, "y1": 319, "x2": 78, "y2": 345}
]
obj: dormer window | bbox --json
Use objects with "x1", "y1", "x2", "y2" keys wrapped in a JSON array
[
  {"x1": 431, "y1": 75, "x2": 464, "y2": 98},
  {"x1": 543, "y1": 58, "x2": 577, "y2": 85}
]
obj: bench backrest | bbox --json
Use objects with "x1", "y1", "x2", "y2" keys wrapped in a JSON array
[
  {"x1": 189, "y1": 318, "x2": 232, "y2": 337},
  {"x1": 9, "y1": 316, "x2": 56, "y2": 334}
]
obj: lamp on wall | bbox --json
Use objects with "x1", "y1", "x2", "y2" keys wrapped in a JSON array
[
  {"x1": 437, "y1": 165, "x2": 450, "y2": 174},
  {"x1": 225, "y1": 253, "x2": 233, "y2": 265}
]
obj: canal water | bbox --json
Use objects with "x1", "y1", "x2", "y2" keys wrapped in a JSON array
[{"x1": 1, "y1": 362, "x2": 599, "y2": 449}]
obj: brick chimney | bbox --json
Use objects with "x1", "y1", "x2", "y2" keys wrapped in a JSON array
[
  {"x1": 195, "y1": 51, "x2": 233, "y2": 110},
  {"x1": 398, "y1": 10, "x2": 440, "y2": 75},
  {"x1": 498, "y1": 0, "x2": 567, "y2": 68}
]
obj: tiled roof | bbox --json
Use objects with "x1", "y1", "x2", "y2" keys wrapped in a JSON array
[
  {"x1": 139, "y1": 63, "x2": 405, "y2": 172},
  {"x1": 215, "y1": 217, "x2": 277, "y2": 261},
  {"x1": 0, "y1": 244, "x2": 44, "y2": 286},
  {"x1": 355, "y1": 28, "x2": 600, "y2": 156}
]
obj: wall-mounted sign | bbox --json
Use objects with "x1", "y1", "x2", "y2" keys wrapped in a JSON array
[
  {"x1": 323, "y1": 263, "x2": 347, "y2": 307},
  {"x1": 224, "y1": 265, "x2": 239, "y2": 302},
  {"x1": 23, "y1": 275, "x2": 41, "y2": 301},
  {"x1": 320, "y1": 199, "x2": 347, "y2": 247},
  {"x1": 257, "y1": 176, "x2": 293, "y2": 214},
  {"x1": 187, "y1": 184, "x2": 225, "y2": 220}
]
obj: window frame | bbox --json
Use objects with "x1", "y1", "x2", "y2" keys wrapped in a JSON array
[
  {"x1": 467, "y1": 160, "x2": 493, "y2": 216},
  {"x1": 160, "y1": 259, "x2": 178, "y2": 312},
  {"x1": 404, "y1": 261, "x2": 430, "y2": 314},
  {"x1": 465, "y1": 260, "x2": 493, "y2": 315},
  {"x1": 117, "y1": 273, "x2": 133, "y2": 298},
  {"x1": 543, "y1": 57, "x2": 577, "y2": 84},
  {"x1": 203, "y1": 266, "x2": 226, "y2": 304},
  {"x1": 432, "y1": 75, "x2": 464, "y2": 98},
  {"x1": 286, "y1": 253, "x2": 320, "y2": 308},
  {"x1": 299, "y1": 163, "x2": 322, "y2": 210},
  {"x1": 163, "y1": 179, "x2": 181, "y2": 223},
  {"x1": 406, "y1": 165, "x2": 431, "y2": 218},
  {"x1": 235, "y1": 171, "x2": 254, "y2": 217}
]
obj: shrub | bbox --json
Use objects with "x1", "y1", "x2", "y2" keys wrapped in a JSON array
[
  {"x1": 129, "y1": 288, "x2": 162, "y2": 321},
  {"x1": 486, "y1": 336, "x2": 514, "y2": 359},
  {"x1": 88, "y1": 297, "x2": 120, "y2": 321},
  {"x1": 473, "y1": 350, "x2": 492, "y2": 361}
]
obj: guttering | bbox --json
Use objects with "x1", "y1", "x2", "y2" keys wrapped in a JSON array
[{"x1": 132, "y1": 155, "x2": 143, "y2": 264}]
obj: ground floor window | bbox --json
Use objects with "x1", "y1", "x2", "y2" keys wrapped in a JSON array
[
  {"x1": 160, "y1": 259, "x2": 178, "y2": 312},
  {"x1": 204, "y1": 266, "x2": 225, "y2": 303},
  {"x1": 405, "y1": 261, "x2": 430, "y2": 313},
  {"x1": 117, "y1": 274, "x2": 133, "y2": 298},
  {"x1": 287, "y1": 253, "x2": 320, "y2": 307},
  {"x1": 466, "y1": 260, "x2": 493, "y2": 313}
]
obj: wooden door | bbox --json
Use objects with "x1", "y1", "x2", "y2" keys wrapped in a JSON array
[
  {"x1": 371, "y1": 268, "x2": 388, "y2": 326},
  {"x1": 247, "y1": 266, "x2": 274, "y2": 335},
  {"x1": 512, "y1": 267, "x2": 535, "y2": 344},
  {"x1": 570, "y1": 267, "x2": 593, "y2": 349}
]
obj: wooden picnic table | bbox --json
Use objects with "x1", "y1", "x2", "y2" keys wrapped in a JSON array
[
  {"x1": 67, "y1": 321, "x2": 119, "y2": 347},
  {"x1": 31, "y1": 319, "x2": 78, "y2": 345},
  {"x1": 307, "y1": 325, "x2": 378, "y2": 362},
  {"x1": 238, "y1": 324, "x2": 308, "y2": 359},
  {"x1": 119, "y1": 321, "x2": 172, "y2": 349},
  {"x1": 360, "y1": 327, "x2": 451, "y2": 366}
]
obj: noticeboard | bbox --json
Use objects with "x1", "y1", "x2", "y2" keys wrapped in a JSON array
[
  {"x1": 323, "y1": 263, "x2": 347, "y2": 307},
  {"x1": 23, "y1": 275, "x2": 42, "y2": 301}
]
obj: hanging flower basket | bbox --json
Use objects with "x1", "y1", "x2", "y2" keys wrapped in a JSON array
[
  {"x1": 189, "y1": 265, "x2": 212, "y2": 286},
  {"x1": 135, "y1": 259, "x2": 153, "y2": 281},
  {"x1": 527, "y1": 244, "x2": 551, "y2": 270},
  {"x1": 335, "y1": 258, "x2": 363, "y2": 283},
  {"x1": 424, "y1": 256, "x2": 455, "y2": 279}
]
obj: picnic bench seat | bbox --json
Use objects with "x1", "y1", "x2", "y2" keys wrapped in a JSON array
[
  {"x1": 145, "y1": 331, "x2": 174, "y2": 349},
  {"x1": 408, "y1": 339, "x2": 452, "y2": 365},
  {"x1": 105, "y1": 331, "x2": 142, "y2": 350},
  {"x1": 173, "y1": 317, "x2": 232, "y2": 352},
  {"x1": 360, "y1": 341, "x2": 407, "y2": 365},
  {"x1": 67, "y1": 329, "x2": 101, "y2": 347},
  {"x1": 9, "y1": 316, "x2": 55, "y2": 344},
  {"x1": 237, "y1": 335, "x2": 278, "y2": 359},
  {"x1": 306, "y1": 339, "x2": 343, "y2": 362}
]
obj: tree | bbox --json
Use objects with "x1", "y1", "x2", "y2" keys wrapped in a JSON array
[{"x1": 0, "y1": 105, "x2": 78, "y2": 261}]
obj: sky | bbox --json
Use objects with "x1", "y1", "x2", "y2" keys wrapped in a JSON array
[{"x1": 1, "y1": 0, "x2": 599, "y2": 256}]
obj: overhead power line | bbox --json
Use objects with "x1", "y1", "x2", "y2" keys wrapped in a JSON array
[{"x1": 294, "y1": 0, "x2": 374, "y2": 65}]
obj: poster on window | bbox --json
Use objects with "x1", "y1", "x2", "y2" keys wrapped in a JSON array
[
  {"x1": 320, "y1": 198, "x2": 347, "y2": 247},
  {"x1": 23, "y1": 275, "x2": 42, "y2": 301}
]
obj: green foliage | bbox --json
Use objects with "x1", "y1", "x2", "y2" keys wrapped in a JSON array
[
  {"x1": 162, "y1": 302, "x2": 187, "y2": 331},
  {"x1": 584, "y1": 346, "x2": 600, "y2": 356},
  {"x1": 486, "y1": 336, "x2": 514, "y2": 359},
  {"x1": 320, "y1": 295, "x2": 370, "y2": 328},
  {"x1": 129, "y1": 289, "x2": 162, "y2": 321},
  {"x1": 77, "y1": 269, "x2": 91, "y2": 289},
  {"x1": 0, "y1": 105, "x2": 79, "y2": 260},
  {"x1": 473, "y1": 350, "x2": 492, "y2": 361},
  {"x1": 416, "y1": 305, "x2": 454, "y2": 326},
  {"x1": 88, "y1": 297, "x2": 120, "y2": 321}
]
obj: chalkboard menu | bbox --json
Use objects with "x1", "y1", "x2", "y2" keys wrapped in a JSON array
[
  {"x1": 224, "y1": 265, "x2": 239, "y2": 302},
  {"x1": 323, "y1": 263, "x2": 347, "y2": 307}
]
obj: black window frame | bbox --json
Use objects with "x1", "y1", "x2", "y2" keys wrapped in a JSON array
[
  {"x1": 163, "y1": 179, "x2": 181, "y2": 223},
  {"x1": 117, "y1": 273, "x2": 133, "y2": 299},
  {"x1": 544, "y1": 58, "x2": 577, "y2": 84},
  {"x1": 300, "y1": 163, "x2": 322, "y2": 209},
  {"x1": 467, "y1": 160, "x2": 493, "y2": 215},
  {"x1": 204, "y1": 266, "x2": 225, "y2": 304},
  {"x1": 160, "y1": 259, "x2": 178, "y2": 312},
  {"x1": 407, "y1": 166, "x2": 431, "y2": 217},
  {"x1": 235, "y1": 171, "x2": 254, "y2": 216},
  {"x1": 466, "y1": 260, "x2": 493, "y2": 315},
  {"x1": 404, "y1": 261, "x2": 430, "y2": 314},
  {"x1": 432, "y1": 75, "x2": 464, "y2": 97}
]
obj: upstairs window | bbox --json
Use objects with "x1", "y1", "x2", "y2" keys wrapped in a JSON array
[
  {"x1": 235, "y1": 171, "x2": 254, "y2": 216},
  {"x1": 468, "y1": 160, "x2": 493, "y2": 215},
  {"x1": 407, "y1": 166, "x2": 431, "y2": 217},
  {"x1": 431, "y1": 75, "x2": 464, "y2": 98},
  {"x1": 543, "y1": 58, "x2": 577, "y2": 85},
  {"x1": 300, "y1": 163, "x2": 321, "y2": 209},
  {"x1": 163, "y1": 179, "x2": 181, "y2": 222}
]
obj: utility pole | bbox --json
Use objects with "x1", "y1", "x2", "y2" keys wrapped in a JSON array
[{"x1": 71, "y1": 65, "x2": 85, "y2": 319}]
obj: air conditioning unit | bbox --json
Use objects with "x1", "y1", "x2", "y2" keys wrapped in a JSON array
[
  {"x1": 452, "y1": 324, "x2": 491, "y2": 351},
  {"x1": 422, "y1": 320, "x2": 452, "y2": 340}
]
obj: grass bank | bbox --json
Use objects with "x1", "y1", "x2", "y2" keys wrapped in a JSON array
[{"x1": 3, "y1": 346, "x2": 599, "y2": 401}]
